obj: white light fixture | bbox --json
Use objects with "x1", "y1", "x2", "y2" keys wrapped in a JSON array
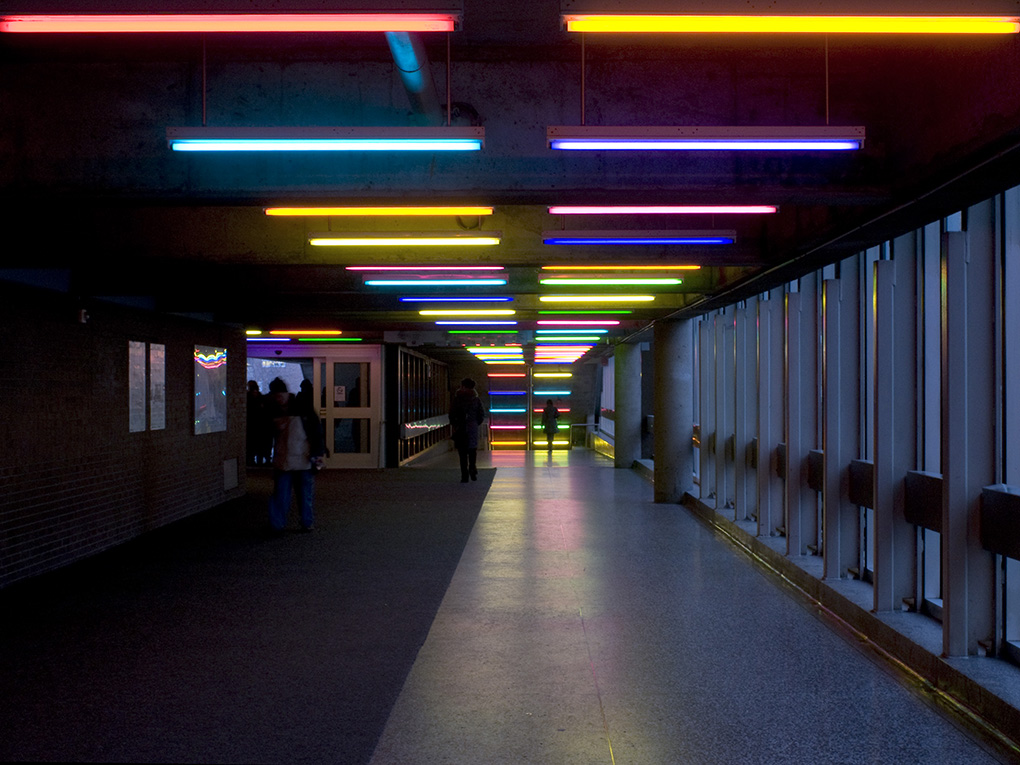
[
  {"x1": 547, "y1": 126, "x2": 864, "y2": 151},
  {"x1": 168, "y1": 126, "x2": 484, "y2": 152}
]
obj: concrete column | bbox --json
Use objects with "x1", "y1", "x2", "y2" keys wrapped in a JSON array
[
  {"x1": 614, "y1": 342, "x2": 642, "y2": 469},
  {"x1": 653, "y1": 319, "x2": 694, "y2": 503}
]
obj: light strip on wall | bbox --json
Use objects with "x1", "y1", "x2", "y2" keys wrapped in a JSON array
[
  {"x1": 543, "y1": 230, "x2": 735, "y2": 245},
  {"x1": 540, "y1": 277, "x2": 682, "y2": 286},
  {"x1": 548, "y1": 126, "x2": 864, "y2": 151},
  {"x1": 312, "y1": 232, "x2": 500, "y2": 246},
  {"x1": 368, "y1": 279, "x2": 507, "y2": 286},
  {"x1": 267, "y1": 206, "x2": 492, "y2": 217},
  {"x1": 561, "y1": 15, "x2": 1020, "y2": 35},
  {"x1": 539, "y1": 295, "x2": 655, "y2": 303},
  {"x1": 549, "y1": 205, "x2": 776, "y2": 215},
  {"x1": 1, "y1": 13, "x2": 460, "y2": 33},
  {"x1": 169, "y1": 127, "x2": 484, "y2": 152}
]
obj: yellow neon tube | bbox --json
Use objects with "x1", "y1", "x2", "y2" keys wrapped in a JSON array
[{"x1": 562, "y1": 15, "x2": 1020, "y2": 35}]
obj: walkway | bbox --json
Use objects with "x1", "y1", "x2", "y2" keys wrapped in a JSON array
[{"x1": 0, "y1": 449, "x2": 1006, "y2": 764}]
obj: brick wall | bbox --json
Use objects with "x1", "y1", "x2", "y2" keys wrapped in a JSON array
[{"x1": 0, "y1": 284, "x2": 246, "y2": 589}]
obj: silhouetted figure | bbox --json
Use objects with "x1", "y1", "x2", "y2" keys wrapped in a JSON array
[
  {"x1": 449, "y1": 378, "x2": 486, "y2": 483},
  {"x1": 246, "y1": 380, "x2": 268, "y2": 466},
  {"x1": 265, "y1": 377, "x2": 325, "y2": 532},
  {"x1": 541, "y1": 399, "x2": 559, "y2": 450}
]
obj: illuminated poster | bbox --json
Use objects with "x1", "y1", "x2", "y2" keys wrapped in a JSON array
[
  {"x1": 129, "y1": 341, "x2": 146, "y2": 433},
  {"x1": 194, "y1": 345, "x2": 227, "y2": 434},
  {"x1": 150, "y1": 343, "x2": 166, "y2": 430}
]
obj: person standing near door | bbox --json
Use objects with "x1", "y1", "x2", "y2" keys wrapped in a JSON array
[
  {"x1": 449, "y1": 378, "x2": 486, "y2": 483},
  {"x1": 266, "y1": 377, "x2": 325, "y2": 531},
  {"x1": 541, "y1": 399, "x2": 560, "y2": 450}
]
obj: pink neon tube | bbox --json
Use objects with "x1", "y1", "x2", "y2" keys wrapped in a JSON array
[{"x1": 0, "y1": 14, "x2": 457, "y2": 34}]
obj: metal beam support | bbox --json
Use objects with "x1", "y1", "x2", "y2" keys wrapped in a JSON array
[
  {"x1": 653, "y1": 319, "x2": 695, "y2": 503},
  {"x1": 942, "y1": 223, "x2": 998, "y2": 656},
  {"x1": 734, "y1": 298, "x2": 759, "y2": 521},
  {"x1": 614, "y1": 342, "x2": 642, "y2": 469},
  {"x1": 699, "y1": 318, "x2": 717, "y2": 502},
  {"x1": 784, "y1": 280, "x2": 820, "y2": 555},
  {"x1": 757, "y1": 291, "x2": 785, "y2": 536},
  {"x1": 822, "y1": 267, "x2": 861, "y2": 579},
  {"x1": 715, "y1": 310, "x2": 735, "y2": 512},
  {"x1": 872, "y1": 246, "x2": 918, "y2": 611}
]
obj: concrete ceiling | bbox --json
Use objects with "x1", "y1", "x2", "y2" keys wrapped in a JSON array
[{"x1": 3, "y1": 0, "x2": 1020, "y2": 355}]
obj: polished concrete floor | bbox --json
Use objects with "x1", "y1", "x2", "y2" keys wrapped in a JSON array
[{"x1": 382, "y1": 448, "x2": 1003, "y2": 764}]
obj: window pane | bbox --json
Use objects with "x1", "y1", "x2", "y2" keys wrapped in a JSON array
[
  {"x1": 333, "y1": 418, "x2": 371, "y2": 453},
  {"x1": 333, "y1": 362, "x2": 369, "y2": 407},
  {"x1": 129, "y1": 341, "x2": 146, "y2": 433}
]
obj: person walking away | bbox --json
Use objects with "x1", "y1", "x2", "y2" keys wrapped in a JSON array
[
  {"x1": 265, "y1": 377, "x2": 325, "y2": 531},
  {"x1": 449, "y1": 378, "x2": 486, "y2": 483},
  {"x1": 541, "y1": 399, "x2": 559, "y2": 450}
]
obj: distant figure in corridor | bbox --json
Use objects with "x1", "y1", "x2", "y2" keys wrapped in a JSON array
[
  {"x1": 265, "y1": 377, "x2": 325, "y2": 532},
  {"x1": 541, "y1": 399, "x2": 559, "y2": 450},
  {"x1": 246, "y1": 380, "x2": 265, "y2": 466},
  {"x1": 449, "y1": 378, "x2": 486, "y2": 483}
]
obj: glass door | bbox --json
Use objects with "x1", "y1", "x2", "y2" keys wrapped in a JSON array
[{"x1": 314, "y1": 347, "x2": 381, "y2": 469}]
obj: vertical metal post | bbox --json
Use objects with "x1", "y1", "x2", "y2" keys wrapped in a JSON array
[
  {"x1": 757, "y1": 292, "x2": 785, "y2": 536},
  {"x1": 699, "y1": 318, "x2": 717, "y2": 501},
  {"x1": 822, "y1": 267, "x2": 861, "y2": 580},
  {"x1": 715, "y1": 312, "x2": 734, "y2": 511},
  {"x1": 734, "y1": 298, "x2": 759, "y2": 522},
  {"x1": 942, "y1": 222, "x2": 998, "y2": 656},
  {"x1": 872, "y1": 245, "x2": 918, "y2": 612}
]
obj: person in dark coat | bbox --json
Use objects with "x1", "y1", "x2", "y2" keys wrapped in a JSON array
[
  {"x1": 449, "y1": 378, "x2": 486, "y2": 483},
  {"x1": 541, "y1": 399, "x2": 560, "y2": 450},
  {"x1": 265, "y1": 377, "x2": 326, "y2": 531}
]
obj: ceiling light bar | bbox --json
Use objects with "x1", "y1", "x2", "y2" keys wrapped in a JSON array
[
  {"x1": 539, "y1": 310, "x2": 632, "y2": 314},
  {"x1": 269, "y1": 329, "x2": 341, "y2": 336},
  {"x1": 539, "y1": 295, "x2": 655, "y2": 303},
  {"x1": 449, "y1": 330, "x2": 518, "y2": 334},
  {"x1": 401, "y1": 297, "x2": 511, "y2": 304},
  {"x1": 297, "y1": 338, "x2": 364, "y2": 342},
  {"x1": 536, "y1": 328, "x2": 608, "y2": 334},
  {"x1": 534, "y1": 389, "x2": 571, "y2": 395},
  {"x1": 435, "y1": 321, "x2": 518, "y2": 326},
  {"x1": 312, "y1": 231, "x2": 500, "y2": 246},
  {"x1": 534, "y1": 373, "x2": 574, "y2": 378},
  {"x1": 349, "y1": 265, "x2": 504, "y2": 271},
  {"x1": 488, "y1": 373, "x2": 527, "y2": 378},
  {"x1": 540, "y1": 277, "x2": 682, "y2": 286},
  {"x1": 549, "y1": 205, "x2": 776, "y2": 215},
  {"x1": 537, "y1": 320, "x2": 620, "y2": 326},
  {"x1": 0, "y1": 13, "x2": 461, "y2": 34},
  {"x1": 247, "y1": 338, "x2": 292, "y2": 342},
  {"x1": 420, "y1": 310, "x2": 516, "y2": 317},
  {"x1": 169, "y1": 127, "x2": 483, "y2": 152},
  {"x1": 542, "y1": 265, "x2": 698, "y2": 271},
  {"x1": 548, "y1": 126, "x2": 864, "y2": 151},
  {"x1": 561, "y1": 15, "x2": 1020, "y2": 35},
  {"x1": 536, "y1": 336, "x2": 603, "y2": 341},
  {"x1": 368, "y1": 279, "x2": 507, "y2": 286},
  {"x1": 267, "y1": 206, "x2": 492, "y2": 217},
  {"x1": 543, "y1": 230, "x2": 735, "y2": 245}
]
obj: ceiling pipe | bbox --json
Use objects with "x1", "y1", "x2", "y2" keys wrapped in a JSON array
[{"x1": 385, "y1": 31, "x2": 443, "y2": 126}]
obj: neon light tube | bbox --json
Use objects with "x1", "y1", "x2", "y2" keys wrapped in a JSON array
[
  {"x1": 536, "y1": 336, "x2": 603, "y2": 342},
  {"x1": 269, "y1": 329, "x2": 341, "y2": 335},
  {"x1": 312, "y1": 233, "x2": 500, "y2": 246},
  {"x1": 541, "y1": 278, "x2": 682, "y2": 286},
  {"x1": 537, "y1": 320, "x2": 620, "y2": 326},
  {"x1": 543, "y1": 230, "x2": 734, "y2": 245},
  {"x1": 482, "y1": 361, "x2": 526, "y2": 365},
  {"x1": 490, "y1": 408, "x2": 528, "y2": 413},
  {"x1": 435, "y1": 321, "x2": 518, "y2": 326},
  {"x1": 549, "y1": 205, "x2": 776, "y2": 215},
  {"x1": 491, "y1": 425, "x2": 527, "y2": 430},
  {"x1": 488, "y1": 373, "x2": 527, "y2": 378},
  {"x1": 368, "y1": 279, "x2": 507, "y2": 286},
  {"x1": 534, "y1": 373, "x2": 573, "y2": 378},
  {"x1": 547, "y1": 126, "x2": 863, "y2": 151},
  {"x1": 489, "y1": 391, "x2": 527, "y2": 395},
  {"x1": 536, "y1": 328, "x2": 608, "y2": 334},
  {"x1": 297, "y1": 338, "x2": 363, "y2": 342},
  {"x1": 449, "y1": 330, "x2": 518, "y2": 334},
  {"x1": 532, "y1": 424, "x2": 570, "y2": 430},
  {"x1": 267, "y1": 206, "x2": 492, "y2": 217},
  {"x1": 246, "y1": 338, "x2": 291, "y2": 342},
  {"x1": 542, "y1": 265, "x2": 698, "y2": 271},
  {"x1": 534, "y1": 390, "x2": 571, "y2": 395},
  {"x1": 491, "y1": 441, "x2": 528, "y2": 446},
  {"x1": 0, "y1": 13, "x2": 460, "y2": 34},
  {"x1": 421, "y1": 309, "x2": 515, "y2": 317},
  {"x1": 401, "y1": 296, "x2": 512, "y2": 302},
  {"x1": 539, "y1": 295, "x2": 655, "y2": 303},
  {"x1": 169, "y1": 127, "x2": 483, "y2": 152},
  {"x1": 561, "y1": 15, "x2": 1020, "y2": 35},
  {"x1": 540, "y1": 310, "x2": 631, "y2": 314},
  {"x1": 534, "y1": 408, "x2": 570, "y2": 413},
  {"x1": 349, "y1": 265, "x2": 504, "y2": 271},
  {"x1": 245, "y1": 330, "x2": 262, "y2": 336}
]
